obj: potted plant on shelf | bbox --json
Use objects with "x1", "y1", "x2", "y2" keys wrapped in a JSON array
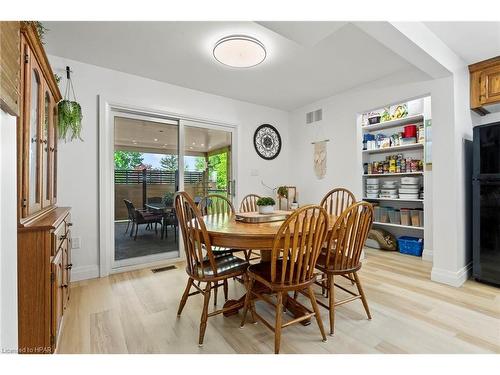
[
  {"x1": 277, "y1": 186, "x2": 288, "y2": 210},
  {"x1": 256, "y1": 197, "x2": 276, "y2": 214}
]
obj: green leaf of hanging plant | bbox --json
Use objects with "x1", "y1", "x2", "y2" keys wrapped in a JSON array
[{"x1": 58, "y1": 100, "x2": 83, "y2": 142}]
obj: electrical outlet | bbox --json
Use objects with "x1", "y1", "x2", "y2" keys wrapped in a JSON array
[{"x1": 71, "y1": 237, "x2": 81, "y2": 249}]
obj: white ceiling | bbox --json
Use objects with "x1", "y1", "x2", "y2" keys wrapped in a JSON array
[
  {"x1": 43, "y1": 21, "x2": 429, "y2": 110},
  {"x1": 424, "y1": 22, "x2": 500, "y2": 65},
  {"x1": 114, "y1": 116, "x2": 231, "y2": 155}
]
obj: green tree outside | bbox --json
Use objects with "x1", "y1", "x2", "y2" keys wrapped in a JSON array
[
  {"x1": 160, "y1": 154, "x2": 178, "y2": 171},
  {"x1": 208, "y1": 151, "x2": 228, "y2": 190},
  {"x1": 114, "y1": 151, "x2": 144, "y2": 169}
]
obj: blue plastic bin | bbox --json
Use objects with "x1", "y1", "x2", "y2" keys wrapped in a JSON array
[{"x1": 398, "y1": 236, "x2": 423, "y2": 256}]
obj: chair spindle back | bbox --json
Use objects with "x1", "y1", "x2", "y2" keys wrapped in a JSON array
[
  {"x1": 198, "y1": 194, "x2": 235, "y2": 216},
  {"x1": 324, "y1": 201, "x2": 373, "y2": 271},
  {"x1": 175, "y1": 192, "x2": 217, "y2": 278},
  {"x1": 239, "y1": 194, "x2": 261, "y2": 213},
  {"x1": 320, "y1": 188, "x2": 356, "y2": 217},
  {"x1": 270, "y1": 205, "x2": 329, "y2": 286}
]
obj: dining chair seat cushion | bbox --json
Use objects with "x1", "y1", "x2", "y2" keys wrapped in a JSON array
[
  {"x1": 315, "y1": 249, "x2": 361, "y2": 274},
  {"x1": 195, "y1": 255, "x2": 248, "y2": 277}
]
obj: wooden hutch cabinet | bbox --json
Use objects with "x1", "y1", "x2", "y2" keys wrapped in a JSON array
[
  {"x1": 15, "y1": 22, "x2": 72, "y2": 354},
  {"x1": 469, "y1": 56, "x2": 500, "y2": 115}
]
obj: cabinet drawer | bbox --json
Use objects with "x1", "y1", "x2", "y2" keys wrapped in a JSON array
[
  {"x1": 51, "y1": 223, "x2": 66, "y2": 256},
  {"x1": 64, "y1": 213, "x2": 73, "y2": 234}
]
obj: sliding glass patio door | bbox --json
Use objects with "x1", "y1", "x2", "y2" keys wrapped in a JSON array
[
  {"x1": 109, "y1": 111, "x2": 236, "y2": 271},
  {"x1": 182, "y1": 120, "x2": 235, "y2": 204},
  {"x1": 113, "y1": 113, "x2": 181, "y2": 269}
]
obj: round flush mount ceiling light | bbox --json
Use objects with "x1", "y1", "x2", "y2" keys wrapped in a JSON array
[{"x1": 213, "y1": 35, "x2": 266, "y2": 68}]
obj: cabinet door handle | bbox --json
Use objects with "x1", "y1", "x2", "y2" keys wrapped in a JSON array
[
  {"x1": 61, "y1": 284, "x2": 69, "y2": 289},
  {"x1": 67, "y1": 222, "x2": 73, "y2": 227},
  {"x1": 31, "y1": 137, "x2": 38, "y2": 143},
  {"x1": 65, "y1": 264, "x2": 73, "y2": 270},
  {"x1": 59, "y1": 234, "x2": 67, "y2": 240}
]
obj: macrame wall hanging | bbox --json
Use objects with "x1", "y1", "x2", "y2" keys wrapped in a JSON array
[{"x1": 311, "y1": 119, "x2": 329, "y2": 180}]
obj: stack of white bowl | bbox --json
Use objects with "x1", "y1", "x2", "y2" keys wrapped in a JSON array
[
  {"x1": 379, "y1": 180, "x2": 398, "y2": 199},
  {"x1": 365, "y1": 178, "x2": 380, "y2": 199},
  {"x1": 399, "y1": 176, "x2": 420, "y2": 199}
]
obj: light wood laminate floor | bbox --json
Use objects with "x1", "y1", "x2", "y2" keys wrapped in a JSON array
[{"x1": 58, "y1": 249, "x2": 500, "y2": 354}]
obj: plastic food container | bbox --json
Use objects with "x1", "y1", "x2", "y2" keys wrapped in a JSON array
[
  {"x1": 366, "y1": 178, "x2": 379, "y2": 184},
  {"x1": 400, "y1": 209, "x2": 411, "y2": 226},
  {"x1": 399, "y1": 188, "x2": 420, "y2": 194},
  {"x1": 373, "y1": 206, "x2": 382, "y2": 222},
  {"x1": 368, "y1": 115, "x2": 381, "y2": 125},
  {"x1": 379, "y1": 207, "x2": 389, "y2": 223},
  {"x1": 401, "y1": 177, "x2": 420, "y2": 184},
  {"x1": 389, "y1": 210, "x2": 401, "y2": 224},
  {"x1": 403, "y1": 125, "x2": 417, "y2": 138},
  {"x1": 410, "y1": 209, "x2": 423, "y2": 227}
]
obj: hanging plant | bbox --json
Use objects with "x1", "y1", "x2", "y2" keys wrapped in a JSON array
[{"x1": 58, "y1": 66, "x2": 83, "y2": 141}]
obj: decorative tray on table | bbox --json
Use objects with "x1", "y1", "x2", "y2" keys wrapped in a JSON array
[{"x1": 235, "y1": 210, "x2": 291, "y2": 223}]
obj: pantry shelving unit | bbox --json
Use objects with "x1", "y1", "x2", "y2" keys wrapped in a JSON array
[
  {"x1": 372, "y1": 222, "x2": 424, "y2": 230},
  {"x1": 363, "y1": 197, "x2": 423, "y2": 202},
  {"x1": 359, "y1": 98, "x2": 430, "y2": 256},
  {"x1": 362, "y1": 143, "x2": 424, "y2": 154}
]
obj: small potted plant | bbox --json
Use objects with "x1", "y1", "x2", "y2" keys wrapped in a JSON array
[{"x1": 256, "y1": 197, "x2": 275, "y2": 214}]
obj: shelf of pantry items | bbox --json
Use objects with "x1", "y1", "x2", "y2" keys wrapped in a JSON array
[
  {"x1": 362, "y1": 142, "x2": 424, "y2": 154},
  {"x1": 373, "y1": 222, "x2": 424, "y2": 230},
  {"x1": 363, "y1": 171, "x2": 424, "y2": 177},
  {"x1": 362, "y1": 114, "x2": 424, "y2": 132},
  {"x1": 363, "y1": 197, "x2": 423, "y2": 202}
]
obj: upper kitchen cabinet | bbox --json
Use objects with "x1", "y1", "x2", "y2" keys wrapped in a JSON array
[
  {"x1": 0, "y1": 21, "x2": 21, "y2": 116},
  {"x1": 18, "y1": 22, "x2": 62, "y2": 222},
  {"x1": 469, "y1": 56, "x2": 500, "y2": 116}
]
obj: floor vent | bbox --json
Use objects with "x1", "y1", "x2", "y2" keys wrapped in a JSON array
[{"x1": 151, "y1": 265, "x2": 177, "y2": 273}]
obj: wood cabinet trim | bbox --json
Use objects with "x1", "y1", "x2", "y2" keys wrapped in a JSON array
[
  {"x1": 18, "y1": 206, "x2": 71, "y2": 231},
  {"x1": 469, "y1": 56, "x2": 500, "y2": 115},
  {"x1": 20, "y1": 22, "x2": 62, "y2": 102},
  {"x1": 469, "y1": 56, "x2": 500, "y2": 73}
]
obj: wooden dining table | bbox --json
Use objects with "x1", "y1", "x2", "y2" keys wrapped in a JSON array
[{"x1": 202, "y1": 211, "x2": 337, "y2": 323}]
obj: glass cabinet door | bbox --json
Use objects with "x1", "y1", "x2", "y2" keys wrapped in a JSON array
[
  {"x1": 51, "y1": 105, "x2": 58, "y2": 204},
  {"x1": 42, "y1": 90, "x2": 51, "y2": 208},
  {"x1": 27, "y1": 65, "x2": 42, "y2": 214}
]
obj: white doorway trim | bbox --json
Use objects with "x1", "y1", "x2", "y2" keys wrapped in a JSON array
[{"x1": 98, "y1": 96, "x2": 238, "y2": 277}]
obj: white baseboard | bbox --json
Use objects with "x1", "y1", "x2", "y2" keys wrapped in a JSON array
[
  {"x1": 431, "y1": 262, "x2": 472, "y2": 287},
  {"x1": 71, "y1": 265, "x2": 100, "y2": 282},
  {"x1": 422, "y1": 248, "x2": 433, "y2": 262}
]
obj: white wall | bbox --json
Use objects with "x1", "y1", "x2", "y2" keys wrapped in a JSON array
[
  {"x1": 48, "y1": 55, "x2": 292, "y2": 280},
  {"x1": 0, "y1": 109, "x2": 18, "y2": 352},
  {"x1": 288, "y1": 74, "x2": 469, "y2": 284}
]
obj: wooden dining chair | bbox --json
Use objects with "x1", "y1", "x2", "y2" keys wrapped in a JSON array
[
  {"x1": 239, "y1": 194, "x2": 262, "y2": 262},
  {"x1": 198, "y1": 194, "x2": 235, "y2": 216},
  {"x1": 240, "y1": 205, "x2": 329, "y2": 354},
  {"x1": 239, "y1": 194, "x2": 261, "y2": 213},
  {"x1": 314, "y1": 201, "x2": 374, "y2": 336},
  {"x1": 320, "y1": 187, "x2": 356, "y2": 216},
  {"x1": 175, "y1": 192, "x2": 249, "y2": 346}
]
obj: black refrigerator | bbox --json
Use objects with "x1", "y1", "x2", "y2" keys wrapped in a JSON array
[{"x1": 473, "y1": 121, "x2": 500, "y2": 286}]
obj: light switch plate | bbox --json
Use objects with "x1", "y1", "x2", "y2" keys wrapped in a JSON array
[{"x1": 72, "y1": 237, "x2": 81, "y2": 249}]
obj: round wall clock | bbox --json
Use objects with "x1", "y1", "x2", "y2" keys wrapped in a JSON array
[{"x1": 253, "y1": 124, "x2": 282, "y2": 160}]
